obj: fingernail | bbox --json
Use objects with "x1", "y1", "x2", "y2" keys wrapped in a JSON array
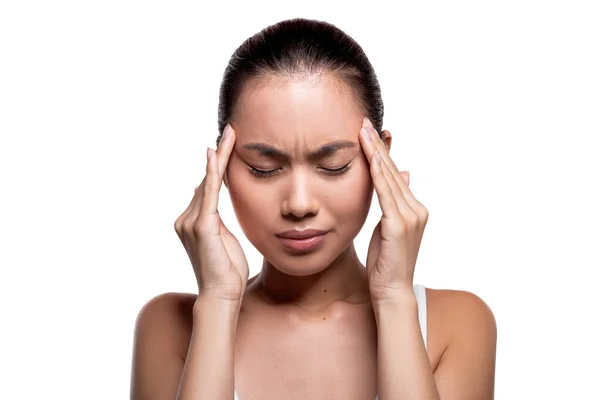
[
  {"x1": 206, "y1": 147, "x2": 212, "y2": 161},
  {"x1": 223, "y1": 124, "x2": 231, "y2": 139},
  {"x1": 361, "y1": 127, "x2": 372, "y2": 142},
  {"x1": 363, "y1": 117, "x2": 373, "y2": 129}
]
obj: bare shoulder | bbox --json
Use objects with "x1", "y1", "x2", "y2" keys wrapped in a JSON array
[
  {"x1": 427, "y1": 287, "x2": 495, "y2": 324},
  {"x1": 134, "y1": 292, "x2": 197, "y2": 358},
  {"x1": 426, "y1": 287, "x2": 496, "y2": 344},
  {"x1": 131, "y1": 292, "x2": 197, "y2": 400},
  {"x1": 424, "y1": 287, "x2": 497, "y2": 398},
  {"x1": 135, "y1": 292, "x2": 197, "y2": 323}
]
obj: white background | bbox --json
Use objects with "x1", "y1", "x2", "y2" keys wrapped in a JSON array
[{"x1": 1, "y1": 0, "x2": 598, "y2": 398}]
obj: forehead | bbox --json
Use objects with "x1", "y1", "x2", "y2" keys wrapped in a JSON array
[{"x1": 232, "y1": 74, "x2": 363, "y2": 146}]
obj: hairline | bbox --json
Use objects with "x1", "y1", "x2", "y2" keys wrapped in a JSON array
[{"x1": 230, "y1": 70, "x2": 367, "y2": 123}]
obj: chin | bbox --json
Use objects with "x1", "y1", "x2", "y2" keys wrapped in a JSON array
[
  {"x1": 258, "y1": 237, "x2": 354, "y2": 277},
  {"x1": 272, "y1": 263, "x2": 327, "y2": 277}
]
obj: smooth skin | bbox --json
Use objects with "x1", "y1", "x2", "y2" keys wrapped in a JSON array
[{"x1": 130, "y1": 74, "x2": 497, "y2": 400}]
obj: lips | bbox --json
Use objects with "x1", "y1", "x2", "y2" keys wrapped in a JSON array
[
  {"x1": 275, "y1": 229, "x2": 329, "y2": 252},
  {"x1": 276, "y1": 229, "x2": 329, "y2": 239}
]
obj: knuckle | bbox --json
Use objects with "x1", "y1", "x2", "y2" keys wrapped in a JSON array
[
  {"x1": 192, "y1": 217, "x2": 211, "y2": 236},
  {"x1": 182, "y1": 219, "x2": 196, "y2": 234},
  {"x1": 420, "y1": 206, "x2": 429, "y2": 221},
  {"x1": 404, "y1": 212, "x2": 420, "y2": 226},
  {"x1": 191, "y1": 220, "x2": 203, "y2": 235},
  {"x1": 389, "y1": 221, "x2": 407, "y2": 237}
]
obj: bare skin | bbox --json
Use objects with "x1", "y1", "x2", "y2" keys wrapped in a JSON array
[
  {"x1": 130, "y1": 74, "x2": 497, "y2": 400},
  {"x1": 131, "y1": 285, "x2": 494, "y2": 399}
]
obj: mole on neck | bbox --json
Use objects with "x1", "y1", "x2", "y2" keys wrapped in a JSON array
[{"x1": 253, "y1": 245, "x2": 371, "y2": 313}]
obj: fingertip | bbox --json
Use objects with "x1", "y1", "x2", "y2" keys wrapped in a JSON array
[
  {"x1": 207, "y1": 147, "x2": 217, "y2": 173},
  {"x1": 227, "y1": 123, "x2": 235, "y2": 135},
  {"x1": 358, "y1": 126, "x2": 376, "y2": 163},
  {"x1": 226, "y1": 132, "x2": 236, "y2": 154},
  {"x1": 400, "y1": 171, "x2": 410, "y2": 186},
  {"x1": 216, "y1": 128, "x2": 236, "y2": 176},
  {"x1": 218, "y1": 125, "x2": 236, "y2": 153},
  {"x1": 224, "y1": 124, "x2": 236, "y2": 140},
  {"x1": 361, "y1": 126, "x2": 373, "y2": 143},
  {"x1": 223, "y1": 123, "x2": 231, "y2": 136}
]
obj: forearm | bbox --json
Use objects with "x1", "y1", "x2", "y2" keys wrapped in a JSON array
[
  {"x1": 373, "y1": 289, "x2": 440, "y2": 400},
  {"x1": 176, "y1": 296, "x2": 240, "y2": 400}
]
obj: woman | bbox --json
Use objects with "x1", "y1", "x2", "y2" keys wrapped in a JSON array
[{"x1": 130, "y1": 18, "x2": 497, "y2": 400}]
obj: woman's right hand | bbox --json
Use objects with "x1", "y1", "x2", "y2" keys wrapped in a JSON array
[{"x1": 174, "y1": 124, "x2": 249, "y2": 302}]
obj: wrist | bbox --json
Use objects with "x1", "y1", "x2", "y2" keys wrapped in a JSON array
[
  {"x1": 193, "y1": 293, "x2": 241, "y2": 316},
  {"x1": 371, "y1": 286, "x2": 418, "y2": 312}
]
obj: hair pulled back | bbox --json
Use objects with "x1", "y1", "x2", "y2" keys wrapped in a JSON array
[{"x1": 217, "y1": 18, "x2": 384, "y2": 146}]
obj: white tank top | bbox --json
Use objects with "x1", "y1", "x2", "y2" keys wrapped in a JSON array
[{"x1": 234, "y1": 283, "x2": 428, "y2": 400}]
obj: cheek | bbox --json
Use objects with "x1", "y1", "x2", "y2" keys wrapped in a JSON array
[
  {"x1": 226, "y1": 161, "x2": 275, "y2": 238},
  {"x1": 228, "y1": 166, "x2": 259, "y2": 212},
  {"x1": 326, "y1": 161, "x2": 374, "y2": 217}
]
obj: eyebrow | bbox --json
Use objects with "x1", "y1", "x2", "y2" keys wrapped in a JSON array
[{"x1": 241, "y1": 140, "x2": 357, "y2": 160}]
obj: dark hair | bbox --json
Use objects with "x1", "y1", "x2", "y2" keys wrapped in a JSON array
[{"x1": 216, "y1": 18, "x2": 384, "y2": 146}]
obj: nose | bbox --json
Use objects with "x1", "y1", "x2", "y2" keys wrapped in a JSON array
[{"x1": 280, "y1": 169, "x2": 319, "y2": 219}]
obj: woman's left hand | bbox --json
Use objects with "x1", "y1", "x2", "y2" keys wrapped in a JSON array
[{"x1": 358, "y1": 117, "x2": 429, "y2": 303}]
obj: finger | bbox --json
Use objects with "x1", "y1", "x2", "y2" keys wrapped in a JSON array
[
  {"x1": 365, "y1": 119, "x2": 428, "y2": 221},
  {"x1": 358, "y1": 117, "x2": 377, "y2": 162},
  {"x1": 200, "y1": 146, "x2": 220, "y2": 218},
  {"x1": 374, "y1": 144, "x2": 425, "y2": 220},
  {"x1": 179, "y1": 149, "x2": 213, "y2": 238},
  {"x1": 182, "y1": 183, "x2": 204, "y2": 218},
  {"x1": 363, "y1": 119, "x2": 404, "y2": 186},
  {"x1": 360, "y1": 118, "x2": 415, "y2": 215},
  {"x1": 174, "y1": 180, "x2": 205, "y2": 236},
  {"x1": 400, "y1": 171, "x2": 410, "y2": 187},
  {"x1": 370, "y1": 151, "x2": 402, "y2": 221},
  {"x1": 395, "y1": 170, "x2": 428, "y2": 221},
  {"x1": 360, "y1": 118, "x2": 397, "y2": 176},
  {"x1": 182, "y1": 123, "x2": 234, "y2": 228},
  {"x1": 215, "y1": 124, "x2": 236, "y2": 181},
  {"x1": 378, "y1": 153, "x2": 414, "y2": 216}
]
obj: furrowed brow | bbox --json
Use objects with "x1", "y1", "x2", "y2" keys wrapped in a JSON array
[
  {"x1": 241, "y1": 140, "x2": 357, "y2": 160},
  {"x1": 307, "y1": 140, "x2": 357, "y2": 159},
  {"x1": 241, "y1": 143, "x2": 290, "y2": 159}
]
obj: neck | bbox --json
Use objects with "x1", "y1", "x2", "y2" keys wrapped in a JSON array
[{"x1": 253, "y1": 244, "x2": 371, "y2": 313}]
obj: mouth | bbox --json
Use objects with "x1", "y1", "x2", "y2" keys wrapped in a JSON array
[{"x1": 275, "y1": 229, "x2": 329, "y2": 253}]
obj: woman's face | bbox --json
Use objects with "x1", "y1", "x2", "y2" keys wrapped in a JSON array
[{"x1": 225, "y1": 74, "x2": 374, "y2": 276}]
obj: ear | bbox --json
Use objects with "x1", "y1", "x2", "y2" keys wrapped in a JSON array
[{"x1": 381, "y1": 129, "x2": 392, "y2": 150}]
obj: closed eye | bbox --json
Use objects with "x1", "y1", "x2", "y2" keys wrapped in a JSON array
[
  {"x1": 249, "y1": 167, "x2": 280, "y2": 178},
  {"x1": 320, "y1": 163, "x2": 351, "y2": 176},
  {"x1": 249, "y1": 163, "x2": 352, "y2": 178}
]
